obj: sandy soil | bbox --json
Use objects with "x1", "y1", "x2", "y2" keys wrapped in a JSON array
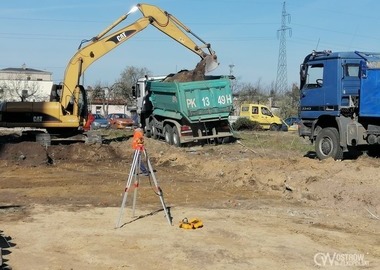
[{"x1": 0, "y1": 131, "x2": 379, "y2": 270}]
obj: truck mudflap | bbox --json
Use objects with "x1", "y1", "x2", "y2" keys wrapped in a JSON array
[
  {"x1": 180, "y1": 131, "x2": 234, "y2": 143},
  {"x1": 176, "y1": 119, "x2": 234, "y2": 144},
  {"x1": 298, "y1": 120, "x2": 312, "y2": 138}
]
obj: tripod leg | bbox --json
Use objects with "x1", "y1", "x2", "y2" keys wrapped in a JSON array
[
  {"x1": 144, "y1": 149, "x2": 172, "y2": 225},
  {"x1": 115, "y1": 150, "x2": 139, "y2": 228},
  {"x1": 132, "y1": 151, "x2": 142, "y2": 217}
]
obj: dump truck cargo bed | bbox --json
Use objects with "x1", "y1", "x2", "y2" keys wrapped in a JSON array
[{"x1": 148, "y1": 77, "x2": 233, "y2": 122}]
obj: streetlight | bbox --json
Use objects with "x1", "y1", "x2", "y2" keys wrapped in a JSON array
[{"x1": 229, "y1": 64, "x2": 235, "y2": 76}]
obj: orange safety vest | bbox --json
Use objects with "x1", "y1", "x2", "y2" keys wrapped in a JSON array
[{"x1": 84, "y1": 113, "x2": 95, "y2": 131}]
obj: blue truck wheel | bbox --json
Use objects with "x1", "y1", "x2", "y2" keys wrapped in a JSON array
[{"x1": 315, "y1": 127, "x2": 343, "y2": 160}]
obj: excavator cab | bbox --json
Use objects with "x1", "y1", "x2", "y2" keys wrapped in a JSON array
[{"x1": 49, "y1": 84, "x2": 62, "y2": 102}]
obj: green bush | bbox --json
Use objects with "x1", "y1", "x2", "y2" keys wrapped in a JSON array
[{"x1": 232, "y1": 117, "x2": 262, "y2": 131}]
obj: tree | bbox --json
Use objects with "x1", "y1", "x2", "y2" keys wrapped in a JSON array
[
  {"x1": 88, "y1": 82, "x2": 106, "y2": 114},
  {"x1": 236, "y1": 79, "x2": 269, "y2": 105},
  {"x1": 278, "y1": 83, "x2": 300, "y2": 118},
  {"x1": 88, "y1": 81, "x2": 120, "y2": 116},
  {"x1": 115, "y1": 66, "x2": 151, "y2": 102},
  {"x1": 2, "y1": 73, "x2": 43, "y2": 101},
  {"x1": 268, "y1": 81, "x2": 279, "y2": 108},
  {"x1": 89, "y1": 83, "x2": 104, "y2": 100},
  {"x1": 87, "y1": 66, "x2": 150, "y2": 116}
]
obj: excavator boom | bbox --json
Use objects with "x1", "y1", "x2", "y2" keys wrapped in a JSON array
[{"x1": 61, "y1": 3, "x2": 218, "y2": 111}]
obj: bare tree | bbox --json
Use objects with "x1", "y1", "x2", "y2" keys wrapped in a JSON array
[
  {"x1": 115, "y1": 66, "x2": 151, "y2": 102},
  {"x1": 0, "y1": 83, "x2": 7, "y2": 101},
  {"x1": 236, "y1": 78, "x2": 269, "y2": 105},
  {"x1": 88, "y1": 82, "x2": 111, "y2": 115},
  {"x1": 4, "y1": 73, "x2": 43, "y2": 101},
  {"x1": 278, "y1": 83, "x2": 300, "y2": 118}
]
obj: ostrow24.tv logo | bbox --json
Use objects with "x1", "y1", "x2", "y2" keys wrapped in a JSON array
[{"x1": 314, "y1": 252, "x2": 369, "y2": 267}]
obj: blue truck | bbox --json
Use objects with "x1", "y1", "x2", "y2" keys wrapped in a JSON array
[{"x1": 299, "y1": 50, "x2": 380, "y2": 159}]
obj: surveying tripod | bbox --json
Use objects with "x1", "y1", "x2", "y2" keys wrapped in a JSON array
[{"x1": 116, "y1": 131, "x2": 172, "y2": 228}]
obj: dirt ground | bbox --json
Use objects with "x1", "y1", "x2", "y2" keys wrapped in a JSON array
[{"x1": 0, "y1": 129, "x2": 379, "y2": 270}]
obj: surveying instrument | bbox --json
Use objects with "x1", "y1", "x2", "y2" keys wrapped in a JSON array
[{"x1": 116, "y1": 129, "x2": 172, "y2": 228}]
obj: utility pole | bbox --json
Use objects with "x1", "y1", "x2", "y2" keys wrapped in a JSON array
[
  {"x1": 229, "y1": 64, "x2": 235, "y2": 76},
  {"x1": 229, "y1": 64, "x2": 236, "y2": 92},
  {"x1": 275, "y1": 2, "x2": 292, "y2": 94}
]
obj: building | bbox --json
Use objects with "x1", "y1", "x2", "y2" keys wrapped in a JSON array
[
  {"x1": 89, "y1": 97, "x2": 136, "y2": 118},
  {"x1": 87, "y1": 86, "x2": 136, "y2": 117},
  {"x1": 0, "y1": 65, "x2": 53, "y2": 102}
]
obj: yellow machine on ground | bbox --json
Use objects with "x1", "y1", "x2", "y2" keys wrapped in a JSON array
[
  {"x1": 0, "y1": 3, "x2": 218, "y2": 137},
  {"x1": 239, "y1": 104, "x2": 283, "y2": 131}
]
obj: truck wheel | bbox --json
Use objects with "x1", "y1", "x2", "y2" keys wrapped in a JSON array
[
  {"x1": 315, "y1": 127, "x2": 343, "y2": 160},
  {"x1": 145, "y1": 127, "x2": 151, "y2": 138},
  {"x1": 172, "y1": 126, "x2": 181, "y2": 147},
  {"x1": 164, "y1": 124, "x2": 173, "y2": 145},
  {"x1": 150, "y1": 120, "x2": 158, "y2": 139},
  {"x1": 270, "y1": 123, "x2": 280, "y2": 131}
]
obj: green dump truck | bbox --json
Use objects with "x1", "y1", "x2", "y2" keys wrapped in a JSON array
[{"x1": 135, "y1": 75, "x2": 235, "y2": 146}]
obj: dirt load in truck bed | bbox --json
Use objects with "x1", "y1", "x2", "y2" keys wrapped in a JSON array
[
  {"x1": 0, "y1": 130, "x2": 379, "y2": 269},
  {"x1": 164, "y1": 57, "x2": 208, "y2": 82}
]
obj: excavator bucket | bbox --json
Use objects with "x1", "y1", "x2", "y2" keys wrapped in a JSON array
[{"x1": 204, "y1": 55, "x2": 219, "y2": 73}]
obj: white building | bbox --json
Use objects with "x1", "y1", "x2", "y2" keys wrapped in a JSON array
[
  {"x1": 0, "y1": 65, "x2": 53, "y2": 102},
  {"x1": 89, "y1": 98, "x2": 134, "y2": 116}
]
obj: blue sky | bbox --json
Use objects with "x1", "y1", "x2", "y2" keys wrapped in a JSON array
[{"x1": 1, "y1": 0, "x2": 380, "y2": 89}]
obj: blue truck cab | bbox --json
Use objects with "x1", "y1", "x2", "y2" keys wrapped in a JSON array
[{"x1": 299, "y1": 50, "x2": 380, "y2": 159}]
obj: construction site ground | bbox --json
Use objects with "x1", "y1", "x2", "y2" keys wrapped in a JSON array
[{"x1": 0, "y1": 129, "x2": 379, "y2": 270}]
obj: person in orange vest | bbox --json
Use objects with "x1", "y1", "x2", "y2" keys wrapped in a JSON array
[{"x1": 84, "y1": 111, "x2": 95, "y2": 131}]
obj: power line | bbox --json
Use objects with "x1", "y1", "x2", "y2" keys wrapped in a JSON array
[{"x1": 0, "y1": 15, "x2": 278, "y2": 26}]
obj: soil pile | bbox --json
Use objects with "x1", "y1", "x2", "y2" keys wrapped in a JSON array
[{"x1": 0, "y1": 132, "x2": 379, "y2": 269}]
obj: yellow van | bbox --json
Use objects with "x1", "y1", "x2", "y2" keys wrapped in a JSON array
[{"x1": 239, "y1": 104, "x2": 283, "y2": 131}]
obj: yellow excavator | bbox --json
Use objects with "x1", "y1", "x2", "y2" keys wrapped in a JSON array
[{"x1": 0, "y1": 3, "x2": 218, "y2": 137}]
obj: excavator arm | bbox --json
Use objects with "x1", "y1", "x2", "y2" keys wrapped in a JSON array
[{"x1": 61, "y1": 3, "x2": 218, "y2": 112}]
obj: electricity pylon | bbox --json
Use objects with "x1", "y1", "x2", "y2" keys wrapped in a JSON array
[{"x1": 275, "y1": 2, "x2": 292, "y2": 93}]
